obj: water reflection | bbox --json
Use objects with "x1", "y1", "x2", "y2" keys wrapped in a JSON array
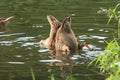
[
  {"x1": 37, "y1": 46, "x2": 103, "y2": 79},
  {"x1": 48, "y1": 51, "x2": 75, "y2": 80},
  {"x1": 0, "y1": 26, "x2": 8, "y2": 32}
]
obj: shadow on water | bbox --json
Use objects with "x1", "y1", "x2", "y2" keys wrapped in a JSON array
[{"x1": 0, "y1": 0, "x2": 119, "y2": 80}]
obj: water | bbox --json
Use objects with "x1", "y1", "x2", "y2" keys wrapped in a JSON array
[{"x1": 0, "y1": 0, "x2": 119, "y2": 80}]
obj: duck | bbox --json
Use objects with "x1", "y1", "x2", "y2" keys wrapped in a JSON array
[
  {"x1": 55, "y1": 16, "x2": 92, "y2": 54},
  {"x1": 0, "y1": 16, "x2": 14, "y2": 26},
  {"x1": 40, "y1": 15, "x2": 61, "y2": 49},
  {"x1": 40, "y1": 15, "x2": 92, "y2": 53},
  {"x1": 0, "y1": 16, "x2": 14, "y2": 31},
  {"x1": 55, "y1": 16, "x2": 78, "y2": 53}
]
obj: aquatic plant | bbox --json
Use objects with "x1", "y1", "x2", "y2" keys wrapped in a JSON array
[
  {"x1": 30, "y1": 67, "x2": 36, "y2": 80},
  {"x1": 91, "y1": 4, "x2": 120, "y2": 80},
  {"x1": 51, "y1": 74, "x2": 55, "y2": 80},
  {"x1": 98, "y1": 3, "x2": 120, "y2": 38},
  {"x1": 107, "y1": 3, "x2": 120, "y2": 38},
  {"x1": 89, "y1": 39, "x2": 120, "y2": 80}
]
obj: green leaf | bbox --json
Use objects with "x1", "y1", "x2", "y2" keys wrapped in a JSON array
[
  {"x1": 30, "y1": 67, "x2": 36, "y2": 80},
  {"x1": 51, "y1": 74, "x2": 55, "y2": 80}
]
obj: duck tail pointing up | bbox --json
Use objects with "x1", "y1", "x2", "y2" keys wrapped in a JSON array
[{"x1": 4, "y1": 16, "x2": 14, "y2": 22}]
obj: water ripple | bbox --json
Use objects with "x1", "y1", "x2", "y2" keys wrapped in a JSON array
[
  {"x1": 38, "y1": 49, "x2": 49, "y2": 53},
  {"x1": 0, "y1": 33, "x2": 25, "y2": 37},
  {"x1": 0, "y1": 41, "x2": 13, "y2": 46},
  {"x1": 39, "y1": 60, "x2": 62, "y2": 62},
  {"x1": 8, "y1": 62, "x2": 25, "y2": 64},
  {"x1": 79, "y1": 35, "x2": 107, "y2": 39},
  {"x1": 21, "y1": 42, "x2": 35, "y2": 47},
  {"x1": 14, "y1": 37, "x2": 35, "y2": 42}
]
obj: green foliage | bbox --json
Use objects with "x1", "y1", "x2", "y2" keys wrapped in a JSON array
[
  {"x1": 89, "y1": 4, "x2": 120, "y2": 80},
  {"x1": 118, "y1": 18, "x2": 120, "y2": 38},
  {"x1": 98, "y1": 3, "x2": 120, "y2": 38},
  {"x1": 106, "y1": 68, "x2": 120, "y2": 80},
  {"x1": 66, "y1": 76, "x2": 76, "y2": 80},
  {"x1": 51, "y1": 74, "x2": 55, "y2": 80},
  {"x1": 107, "y1": 3, "x2": 120, "y2": 38},
  {"x1": 89, "y1": 39, "x2": 120, "y2": 80},
  {"x1": 30, "y1": 67, "x2": 36, "y2": 80},
  {"x1": 96, "y1": 4, "x2": 120, "y2": 80},
  {"x1": 107, "y1": 4, "x2": 120, "y2": 24}
]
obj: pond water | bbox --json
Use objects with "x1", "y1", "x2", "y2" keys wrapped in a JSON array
[{"x1": 0, "y1": 0, "x2": 119, "y2": 80}]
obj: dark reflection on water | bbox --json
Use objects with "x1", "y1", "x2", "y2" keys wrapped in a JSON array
[
  {"x1": 48, "y1": 51, "x2": 76, "y2": 80},
  {"x1": 0, "y1": 0, "x2": 119, "y2": 80}
]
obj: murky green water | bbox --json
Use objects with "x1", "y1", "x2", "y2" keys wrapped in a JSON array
[{"x1": 0, "y1": 0, "x2": 119, "y2": 80}]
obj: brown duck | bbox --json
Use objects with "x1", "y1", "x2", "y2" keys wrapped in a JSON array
[{"x1": 0, "y1": 16, "x2": 14, "y2": 31}]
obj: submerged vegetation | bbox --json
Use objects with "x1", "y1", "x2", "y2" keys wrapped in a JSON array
[{"x1": 90, "y1": 3, "x2": 120, "y2": 80}]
